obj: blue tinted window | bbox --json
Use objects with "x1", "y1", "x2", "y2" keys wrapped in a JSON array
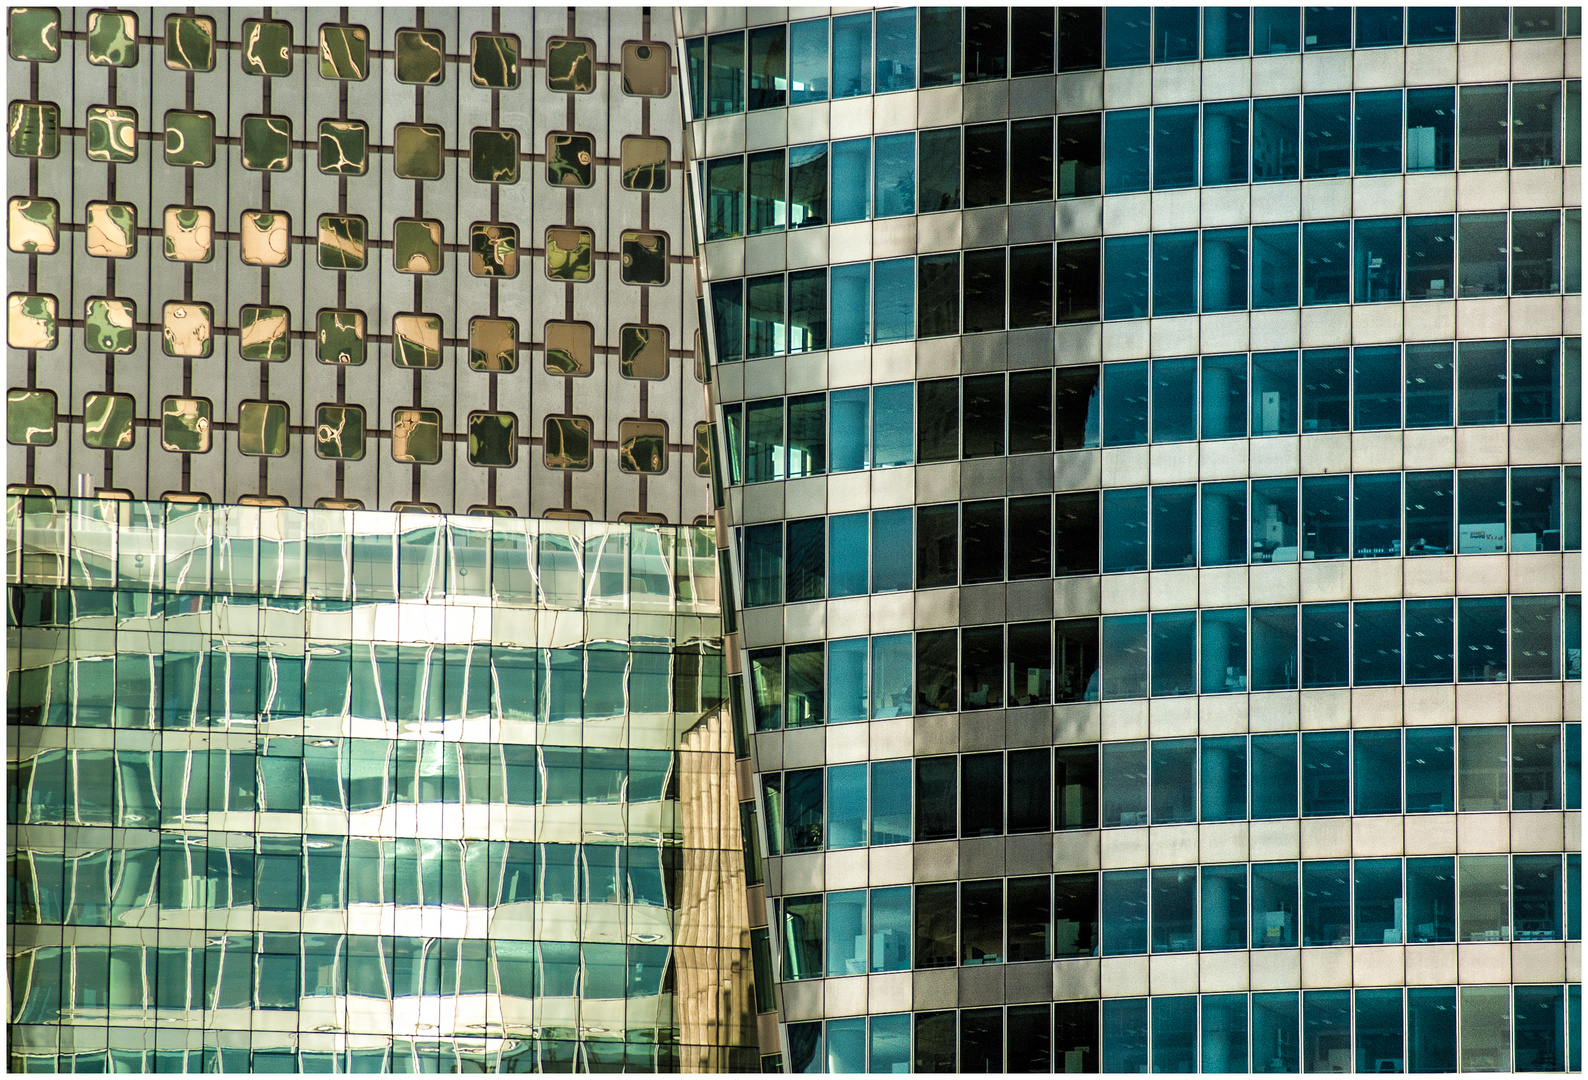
[
  {"x1": 1201, "y1": 993, "x2": 1249, "y2": 1071},
  {"x1": 827, "y1": 637, "x2": 868, "y2": 722},
  {"x1": 1106, "y1": 7, "x2": 1152, "y2": 66},
  {"x1": 871, "y1": 382, "x2": 913, "y2": 466},
  {"x1": 1355, "y1": 218, "x2": 1403, "y2": 303},
  {"x1": 1105, "y1": 109, "x2": 1150, "y2": 192},
  {"x1": 829, "y1": 262, "x2": 870, "y2": 348},
  {"x1": 872, "y1": 257, "x2": 915, "y2": 343},
  {"x1": 1355, "y1": 90, "x2": 1403, "y2": 174},
  {"x1": 1104, "y1": 361, "x2": 1150, "y2": 445},
  {"x1": 1253, "y1": 96, "x2": 1300, "y2": 180},
  {"x1": 1153, "y1": 105, "x2": 1199, "y2": 188},
  {"x1": 1251, "y1": 732, "x2": 1298, "y2": 816},
  {"x1": 1203, "y1": 227, "x2": 1250, "y2": 312},
  {"x1": 873, "y1": 134, "x2": 915, "y2": 217},
  {"x1": 1301, "y1": 220, "x2": 1350, "y2": 305},
  {"x1": 1103, "y1": 488, "x2": 1149, "y2": 573},
  {"x1": 831, "y1": 14, "x2": 871, "y2": 98},
  {"x1": 789, "y1": 19, "x2": 829, "y2": 105},
  {"x1": 1252, "y1": 223, "x2": 1300, "y2": 308},
  {"x1": 874, "y1": 8, "x2": 915, "y2": 92},
  {"x1": 870, "y1": 635, "x2": 911, "y2": 719},
  {"x1": 827, "y1": 514, "x2": 868, "y2": 597},
  {"x1": 1153, "y1": 232, "x2": 1199, "y2": 316},
  {"x1": 1104, "y1": 235, "x2": 1151, "y2": 320},
  {"x1": 871, "y1": 509, "x2": 912, "y2": 593},
  {"x1": 1355, "y1": 988, "x2": 1405, "y2": 1073},
  {"x1": 1100, "y1": 870, "x2": 1149, "y2": 954}
]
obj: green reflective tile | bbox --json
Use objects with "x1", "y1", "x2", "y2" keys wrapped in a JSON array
[
  {"x1": 7, "y1": 293, "x2": 56, "y2": 349},
  {"x1": 84, "y1": 105, "x2": 137, "y2": 162},
  {"x1": 393, "y1": 218, "x2": 442, "y2": 274},
  {"x1": 470, "y1": 128, "x2": 518, "y2": 183},
  {"x1": 83, "y1": 296, "x2": 136, "y2": 354},
  {"x1": 84, "y1": 201, "x2": 136, "y2": 258},
  {"x1": 467, "y1": 316, "x2": 518, "y2": 372},
  {"x1": 240, "y1": 18, "x2": 293, "y2": 76},
  {"x1": 546, "y1": 131, "x2": 594, "y2": 187},
  {"x1": 82, "y1": 392, "x2": 135, "y2": 450},
  {"x1": 544, "y1": 227, "x2": 593, "y2": 282},
  {"x1": 621, "y1": 41, "x2": 671, "y2": 96},
  {"x1": 163, "y1": 206, "x2": 213, "y2": 262},
  {"x1": 314, "y1": 404, "x2": 364, "y2": 459},
  {"x1": 390, "y1": 408, "x2": 442, "y2": 464},
  {"x1": 545, "y1": 37, "x2": 594, "y2": 92},
  {"x1": 318, "y1": 24, "x2": 368, "y2": 80},
  {"x1": 620, "y1": 230, "x2": 669, "y2": 286},
  {"x1": 391, "y1": 312, "x2": 442, "y2": 369},
  {"x1": 318, "y1": 119, "x2": 367, "y2": 174},
  {"x1": 468, "y1": 412, "x2": 517, "y2": 467},
  {"x1": 86, "y1": 10, "x2": 137, "y2": 66},
  {"x1": 396, "y1": 27, "x2": 446, "y2": 84},
  {"x1": 6, "y1": 388, "x2": 57, "y2": 445},
  {"x1": 620, "y1": 135, "x2": 670, "y2": 191},
  {"x1": 392, "y1": 122, "x2": 444, "y2": 179},
  {"x1": 693, "y1": 422, "x2": 712, "y2": 476},
  {"x1": 239, "y1": 305, "x2": 290, "y2": 361},
  {"x1": 239, "y1": 210, "x2": 291, "y2": 267},
  {"x1": 8, "y1": 196, "x2": 57, "y2": 253},
  {"x1": 316, "y1": 308, "x2": 365, "y2": 364},
  {"x1": 470, "y1": 222, "x2": 519, "y2": 278},
  {"x1": 238, "y1": 400, "x2": 289, "y2": 457},
  {"x1": 9, "y1": 101, "x2": 59, "y2": 157},
  {"x1": 163, "y1": 109, "x2": 214, "y2": 167},
  {"x1": 240, "y1": 114, "x2": 293, "y2": 172},
  {"x1": 470, "y1": 32, "x2": 520, "y2": 89},
  {"x1": 619, "y1": 420, "x2": 668, "y2": 474},
  {"x1": 543, "y1": 415, "x2": 592, "y2": 469},
  {"x1": 9, "y1": 8, "x2": 60, "y2": 62},
  {"x1": 164, "y1": 13, "x2": 215, "y2": 71},
  {"x1": 317, "y1": 214, "x2": 366, "y2": 270},
  {"x1": 619, "y1": 324, "x2": 669, "y2": 379},
  {"x1": 161, "y1": 300, "x2": 213, "y2": 357},
  {"x1": 543, "y1": 319, "x2": 593, "y2": 375},
  {"x1": 160, "y1": 397, "x2": 211, "y2": 453}
]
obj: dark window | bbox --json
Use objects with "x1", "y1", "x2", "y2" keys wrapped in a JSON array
[
  {"x1": 1009, "y1": 243, "x2": 1055, "y2": 329},
  {"x1": 1010, "y1": 118, "x2": 1054, "y2": 203},
  {"x1": 960, "y1": 626, "x2": 1004, "y2": 712},
  {"x1": 915, "y1": 757, "x2": 957, "y2": 841},
  {"x1": 964, "y1": 123, "x2": 1008, "y2": 208},
  {"x1": 1301, "y1": 730, "x2": 1350, "y2": 816},
  {"x1": 1054, "y1": 874, "x2": 1099, "y2": 958},
  {"x1": 1008, "y1": 749, "x2": 1051, "y2": 834},
  {"x1": 916, "y1": 504, "x2": 959, "y2": 589},
  {"x1": 916, "y1": 629, "x2": 958, "y2": 714},
  {"x1": 962, "y1": 499, "x2": 1006, "y2": 584},
  {"x1": 917, "y1": 379, "x2": 960, "y2": 462},
  {"x1": 962, "y1": 248, "x2": 1007, "y2": 334},
  {"x1": 747, "y1": 26, "x2": 787, "y2": 110},
  {"x1": 1057, "y1": 9, "x2": 1102, "y2": 71},
  {"x1": 961, "y1": 753, "x2": 1005, "y2": 835},
  {"x1": 917, "y1": 253, "x2": 961, "y2": 338},
  {"x1": 918, "y1": 127, "x2": 962, "y2": 212},
  {"x1": 1054, "y1": 744, "x2": 1099, "y2": 828},
  {"x1": 1010, "y1": 8, "x2": 1056, "y2": 76},
  {"x1": 1055, "y1": 366, "x2": 1101, "y2": 450},
  {"x1": 1054, "y1": 618, "x2": 1101, "y2": 705},
  {"x1": 1008, "y1": 496, "x2": 1053, "y2": 580},
  {"x1": 965, "y1": 7, "x2": 1007, "y2": 81},
  {"x1": 1055, "y1": 239, "x2": 1101, "y2": 323},
  {"x1": 1056, "y1": 114, "x2": 1102, "y2": 197},
  {"x1": 919, "y1": 7, "x2": 963, "y2": 87},
  {"x1": 914, "y1": 882, "x2": 958, "y2": 967}
]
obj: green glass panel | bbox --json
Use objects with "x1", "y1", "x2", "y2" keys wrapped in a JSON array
[
  {"x1": 392, "y1": 313, "x2": 442, "y2": 369},
  {"x1": 546, "y1": 37, "x2": 595, "y2": 92},
  {"x1": 392, "y1": 123, "x2": 444, "y2": 179},
  {"x1": 84, "y1": 297, "x2": 136, "y2": 354},
  {"x1": 163, "y1": 110, "x2": 214, "y2": 167},
  {"x1": 9, "y1": 101, "x2": 59, "y2": 157},
  {"x1": 546, "y1": 131, "x2": 595, "y2": 187},
  {"x1": 239, "y1": 305, "x2": 290, "y2": 361},
  {"x1": 470, "y1": 128, "x2": 519, "y2": 183},
  {"x1": 621, "y1": 135, "x2": 670, "y2": 191},
  {"x1": 393, "y1": 218, "x2": 443, "y2": 274},
  {"x1": 544, "y1": 416, "x2": 593, "y2": 469},
  {"x1": 468, "y1": 412, "x2": 518, "y2": 467},
  {"x1": 468, "y1": 317, "x2": 518, "y2": 372},
  {"x1": 620, "y1": 230, "x2": 670, "y2": 285},
  {"x1": 85, "y1": 105, "x2": 138, "y2": 162},
  {"x1": 7, "y1": 293, "x2": 56, "y2": 349},
  {"x1": 240, "y1": 18, "x2": 293, "y2": 76},
  {"x1": 471, "y1": 32, "x2": 521, "y2": 89},
  {"x1": 240, "y1": 115, "x2": 293, "y2": 172},
  {"x1": 396, "y1": 27, "x2": 446, "y2": 84},
  {"x1": 470, "y1": 222, "x2": 519, "y2": 278},
  {"x1": 620, "y1": 325, "x2": 669, "y2": 379},
  {"x1": 164, "y1": 14, "x2": 215, "y2": 72},
  {"x1": 160, "y1": 397, "x2": 212, "y2": 453},
  {"x1": 317, "y1": 215, "x2": 366, "y2": 270},
  {"x1": 693, "y1": 423, "x2": 712, "y2": 475},
  {"x1": 161, "y1": 301, "x2": 213, "y2": 357},
  {"x1": 316, "y1": 309, "x2": 365, "y2": 364},
  {"x1": 314, "y1": 405, "x2": 365, "y2": 460},
  {"x1": 317, "y1": 119, "x2": 367, "y2": 174},
  {"x1": 238, "y1": 401, "x2": 289, "y2": 457},
  {"x1": 619, "y1": 421, "x2": 668, "y2": 474},
  {"x1": 544, "y1": 227, "x2": 593, "y2": 282},
  {"x1": 6, "y1": 388, "x2": 57, "y2": 445},
  {"x1": 86, "y1": 10, "x2": 137, "y2": 66},
  {"x1": 163, "y1": 206, "x2": 213, "y2": 262},
  {"x1": 8, "y1": 196, "x2": 58, "y2": 253},
  {"x1": 83, "y1": 393, "x2": 135, "y2": 450},
  {"x1": 319, "y1": 24, "x2": 369, "y2": 80},
  {"x1": 84, "y1": 202, "x2": 136, "y2": 258},
  {"x1": 9, "y1": 8, "x2": 60, "y2": 61},
  {"x1": 391, "y1": 408, "x2": 442, "y2": 464}
]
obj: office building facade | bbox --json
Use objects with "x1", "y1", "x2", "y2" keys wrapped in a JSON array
[
  {"x1": 6, "y1": 8, "x2": 757, "y2": 1073},
  {"x1": 680, "y1": 5, "x2": 1582, "y2": 1073}
]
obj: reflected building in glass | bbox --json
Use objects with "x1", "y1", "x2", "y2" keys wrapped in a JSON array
[
  {"x1": 679, "y1": 5, "x2": 1583, "y2": 1074},
  {"x1": 5, "y1": 6, "x2": 759, "y2": 1074}
]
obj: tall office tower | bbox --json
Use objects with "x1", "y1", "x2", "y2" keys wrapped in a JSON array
[
  {"x1": 680, "y1": 6, "x2": 1583, "y2": 1074},
  {"x1": 6, "y1": 8, "x2": 758, "y2": 1073}
]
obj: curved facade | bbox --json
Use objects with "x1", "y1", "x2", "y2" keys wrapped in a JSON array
[{"x1": 680, "y1": 6, "x2": 1582, "y2": 1073}]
